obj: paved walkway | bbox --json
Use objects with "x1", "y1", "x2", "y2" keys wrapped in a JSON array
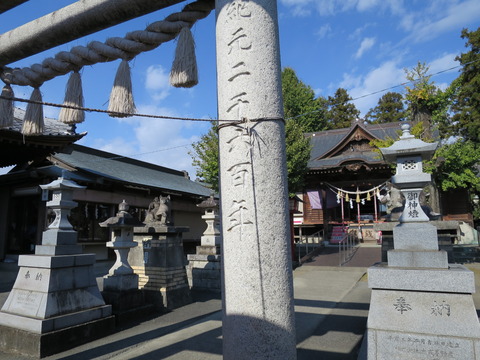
[{"x1": 0, "y1": 245, "x2": 478, "y2": 359}]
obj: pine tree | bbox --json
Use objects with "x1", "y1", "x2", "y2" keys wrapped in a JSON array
[
  {"x1": 365, "y1": 92, "x2": 406, "y2": 124},
  {"x1": 281, "y1": 67, "x2": 328, "y2": 132},
  {"x1": 326, "y1": 88, "x2": 360, "y2": 129},
  {"x1": 451, "y1": 27, "x2": 480, "y2": 144}
]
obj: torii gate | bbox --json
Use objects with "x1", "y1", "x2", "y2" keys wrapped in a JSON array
[{"x1": 0, "y1": 0, "x2": 297, "y2": 358}]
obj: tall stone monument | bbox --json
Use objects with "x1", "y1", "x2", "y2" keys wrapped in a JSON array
[
  {"x1": 360, "y1": 123, "x2": 480, "y2": 359},
  {"x1": 216, "y1": 0, "x2": 297, "y2": 358},
  {"x1": 186, "y1": 195, "x2": 222, "y2": 291},
  {"x1": 0, "y1": 173, "x2": 114, "y2": 358}
]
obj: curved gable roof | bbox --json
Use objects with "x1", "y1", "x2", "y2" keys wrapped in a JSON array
[{"x1": 306, "y1": 121, "x2": 401, "y2": 170}]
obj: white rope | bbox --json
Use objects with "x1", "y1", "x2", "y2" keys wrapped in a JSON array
[
  {"x1": 0, "y1": 0, "x2": 214, "y2": 87},
  {"x1": 326, "y1": 181, "x2": 388, "y2": 196}
]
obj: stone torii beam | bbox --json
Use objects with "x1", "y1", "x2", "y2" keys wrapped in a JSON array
[{"x1": 0, "y1": 0, "x2": 185, "y2": 66}]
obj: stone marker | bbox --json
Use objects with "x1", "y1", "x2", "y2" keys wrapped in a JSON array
[
  {"x1": 216, "y1": 0, "x2": 297, "y2": 358},
  {"x1": 186, "y1": 195, "x2": 222, "y2": 292},
  {"x1": 0, "y1": 173, "x2": 114, "y2": 358},
  {"x1": 360, "y1": 124, "x2": 480, "y2": 359}
]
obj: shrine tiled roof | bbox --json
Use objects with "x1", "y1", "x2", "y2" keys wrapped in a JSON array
[
  {"x1": 306, "y1": 121, "x2": 401, "y2": 170},
  {"x1": 52, "y1": 144, "x2": 211, "y2": 198},
  {"x1": 0, "y1": 108, "x2": 84, "y2": 167}
]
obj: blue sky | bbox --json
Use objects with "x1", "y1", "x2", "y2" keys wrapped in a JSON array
[{"x1": 1, "y1": 0, "x2": 479, "y2": 177}]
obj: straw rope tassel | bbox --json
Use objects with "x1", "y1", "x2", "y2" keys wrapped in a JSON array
[
  {"x1": 59, "y1": 70, "x2": 85, "y2": 124},
  {"x1": 22, "y1": 87, "x2": 44, "y2": 135},
  {"x1": 0, "y1": 83, "x2": 14, "y2": 128},
  {"x1": 170, "y1": 26, "x2": 198, "y2": 88},
  {"x1": 108, "y1": 59, "x2": 136, "y2": 117}
]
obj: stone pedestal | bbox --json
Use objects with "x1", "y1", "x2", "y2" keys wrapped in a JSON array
[
  {"x1": 362, "y1": 263, "x2": 480, "y2": 359},
  {"x1": 129, "y1": 225, "x2": 191, "y2": 310},
  {"x1": 0, "y1": 175, "x2": 114, "y2": 358},
  {"x1": 187, "y1": 252, "x2": 221, "y2": 292}
]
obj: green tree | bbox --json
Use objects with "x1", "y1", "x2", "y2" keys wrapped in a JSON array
[
  {"x1": 404, "y1": 62, "x2": 441, "y2": 139},
  {"x1": 285, "y1": 119, "x2": 311, "y2": 195},
  {"x1": 425, "y1": 140, "x2": 480, "y2": 193},
  {"x1": 326, "y1": 88, "x2": 360, "y2": 129},
  {"x1": 189, "y1": 122, "x2": 219, "y2": 192},
  {"x1": 365, "y1": 92, "x2": 406, "y2": 124},
  {"x1": 281, "y1": 67, "x2": 328, "y2": 132},
  {"x1": 450, "y1": 27, "x2": 480, "y2": 144}
]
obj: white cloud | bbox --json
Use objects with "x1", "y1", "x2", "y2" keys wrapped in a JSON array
[
  {"x1": 357, "y1": 0, "x2": 405, "y2": 14},
  {"x1": 428, "y1": 52, "x2": 458, "y2": 74},
  {"x1": 145, "y1": 65, "x2": 171, "y2": 102},
  {"x1": 129, "y1": 104, "x2": 203, "y2": 177},
  {"x1": 316, "y1": 24, "x2": 332, "y2": 39},
  {"x1": 280, "y1": 0, "x2": 357, "y2": 16},
  {"x1": 340, "y1": 60, "x2": 406, "y2": 115},
  {"x1": 355, "y1": 37, "x2": 376, "y2": 59},
  {"x1": 281, "y1": 0, "x2": 404, "y2": 16},
  {"x1": 401, "y1": 0, "x2": 480, "y2": 43}
]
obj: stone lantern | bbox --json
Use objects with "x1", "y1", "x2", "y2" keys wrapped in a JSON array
[
  {"x1": 99, "y1": 200, "x2": 152, "y2": 321},
  {"x1": 360, "y1": 123, "x2": 480, "y2": 360},
  {"x1": 196, "y1": 195, "x2": 221, "y2": 254},
  {"x1": 0, "y1": 172, "x2": 114, "y2": 358},
  {"x1": 100, "y1": 200, "x2": 142, "y2": 291},
  {"x1": 380, "y1": 123, "x2": 438, "y2": 223},
  {"x1": 379, "y1": 123, "x2": 446, "y2": 268},
  {"x1": 186, "y1": 195, "x2": 222, "y2": 292},
  {"x1": 37, "y1": 170, "x2": 86, "y2": 255}
]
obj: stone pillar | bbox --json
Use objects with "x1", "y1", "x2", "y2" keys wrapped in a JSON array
[{"x1": 215, "y1": 0, "x2": 297, "y2": 359}]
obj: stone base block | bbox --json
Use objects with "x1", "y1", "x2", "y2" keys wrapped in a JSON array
[
  {"x1": 35, "y1": 244, "x2": 83, "y2": 256},
  {"x1": 0, "y1": 305, "x2": 112, "y2": 333},
  {"x1": 102, "y1": 289, "x2": 157, "y2": 326},
  {"x1": 393, "y1": 222, "x2": 439, "y2": 250},
  {"x1": 103, "y1": 274, "x2": 139, "y2": 292},
  {"x1": 196, "y1": 245, "x2": 220, "y2": 255},
  {"x1": 162, "y1": 285, "x2": 192, "y2": 310},
  {"x1": 143, "y1": 285, "x2": 192, "y2": 310},
  {"x1": 186, "y1": 254, "x2": 221, "y2": 292},
  {"x1": 368, "y1": 263, "x2": 475, "y2": 293},
  {"x1": 360, "y1": 288, "x2": 480, "y2": 359},
  {"x1": 387, "y1": 249, "x2": 448, "y2": 269},
  {"x1": 0, "y1": 315, "x2": 115, "y2": 358}
]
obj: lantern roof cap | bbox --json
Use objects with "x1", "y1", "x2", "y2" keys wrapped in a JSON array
[
  {"x1": 380, "y1": 123, "x2": 437, "y2": 163},
  {"x1": 39, "y1": 170, "x2": 86, "y2": 191}
]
